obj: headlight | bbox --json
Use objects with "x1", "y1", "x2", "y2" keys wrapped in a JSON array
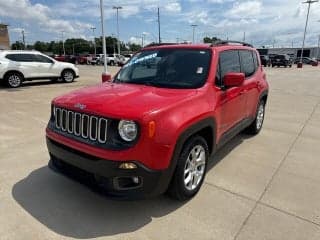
[{"x1": 118, "y1": 120, "x2": 138, "y2": 142}]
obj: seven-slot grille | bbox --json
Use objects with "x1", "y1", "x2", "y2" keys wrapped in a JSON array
[{"x1": 54, "y1": 107, "x2": 108, "y2": 143}]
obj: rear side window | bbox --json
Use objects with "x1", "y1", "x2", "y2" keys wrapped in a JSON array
[
  {"x1": 239, "y1": 50, "x2": 255, "y2": 77},
  {"x1": 5, "y1": 54, "x2": 34, "y2": 62},
  {"x1": 253, "y1": 52, "x2": 259, "y2": 68},
  {"x1": 34, "y1": 54, "x2": 53, "y2": 63}
]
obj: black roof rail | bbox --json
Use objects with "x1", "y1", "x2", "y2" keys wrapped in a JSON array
[
  {"x1": 143, "y1": 42, "x2": 188, "y2": 48},
  {"x1": 211, "y1": 40, "x2": 253, "y2": 48}
]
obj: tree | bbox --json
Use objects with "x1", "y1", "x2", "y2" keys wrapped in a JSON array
[
  {"x1": 11, "y1": 41, "x2": 25, "y2": 50},
  {"x1": 128, "y1": 43, "x2": 141, "y2": 52},
  {"x1": 34, "y1": 41, "x2": 48, "y2": 52},
  {"x1": 203, "y1": 36, "x2": 221, "y2": 44}
]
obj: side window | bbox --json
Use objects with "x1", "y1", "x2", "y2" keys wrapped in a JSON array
[
  {"x1": 219, "y1": 50, "x2": 241, "y2": 81},
  {"x1": 252, "y1": 51, "x2": 259, "y2": 69},
  {"x1": 239, "y1": 50, "x2": 255, "y2": 78},
  {"x1": 34, "y1": 54, "x2": 53, "y2": 63},
  {"x1": 6, "y1": 54, "x2": 19, "y2": 61},
  {"x1": 15, "y1": 54, "x2": 34, "y2": 62}
]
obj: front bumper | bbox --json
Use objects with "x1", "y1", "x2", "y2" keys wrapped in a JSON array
[{"x1": 46, "y1": 137, "x2": 171, "y2": 199}]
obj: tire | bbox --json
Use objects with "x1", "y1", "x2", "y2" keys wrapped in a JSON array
[
  {"x1": 5, "y1": 72, "x2": 23, "y2": 88},
  {"x1": 110, "y1": 61, "x2": 115, "y2": 66},
  {"x1": 167, "y1": 136, "x2": 209, "y2": 201},
  {"x1": 272, "y1": 65, "x2": 274, "y2": 68},
  {"x1": 61, "y1": 69, "x2": 75, "y2": 83},
  {"x1": 246, "y1": 100, "x2": 266, "y2": 135}
]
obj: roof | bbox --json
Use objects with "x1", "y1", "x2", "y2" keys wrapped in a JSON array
[
  {"x1": 0, "y1": 50, "x2": 41, "y2": 54},
  {"x1": 143, "y1": 40, "x2": 255, "y2": 51}
]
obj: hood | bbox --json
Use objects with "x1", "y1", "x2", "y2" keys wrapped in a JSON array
[{"x1": 53, "y1": 82, "x2": 199, "y2": 120}]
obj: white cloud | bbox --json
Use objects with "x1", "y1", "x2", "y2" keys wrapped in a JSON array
[
  {"x1": 164, "y1": 2, "x2": 181, "y2": 13},
  {"x1": 0, "y1": 0, "x2": 92, "y2": 39},
  {"x1": 227, "y1": 1, "x2": 262, "y2": 19}
]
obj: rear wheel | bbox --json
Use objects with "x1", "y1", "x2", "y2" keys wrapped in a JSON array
[
  {"x1": 168, "y1": 136, "x2": 208, "y2": 201},
  {"x1": 5, "y1": 72, "x2": 23, "y2": 88},
  {"x1": 61, "y1": 70, "x2": 75, "y2": 83},
  {"x1": 246, "y1": 100, "x2": 265, "y2": 135}
]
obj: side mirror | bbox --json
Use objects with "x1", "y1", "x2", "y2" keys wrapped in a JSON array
[{"x1": 224, "y1": 72, "x2": 245, "y2": 87}]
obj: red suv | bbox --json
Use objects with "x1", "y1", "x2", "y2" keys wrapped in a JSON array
[{"x1": 46, "y1": 41, "x2": 269, "y2": 200}]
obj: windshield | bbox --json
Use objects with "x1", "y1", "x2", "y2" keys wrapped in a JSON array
[{"x1": 114, "y1": 49, "x2": 211, "y2": 89}]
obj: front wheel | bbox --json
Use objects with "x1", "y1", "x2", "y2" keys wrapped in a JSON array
[
  {"x1": 61, "y1": 70, "x2": 75, "y2": 83},
  {"x1": 246, "y1": 100, "x2": 265, "y2": 135},
  {"x1": 167, "y1": 136, "x2": 208, "y2": 201}
]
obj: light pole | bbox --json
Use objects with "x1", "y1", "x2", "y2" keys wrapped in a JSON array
[
  {"x1": 111, "y1": 33, "x2": 116, "y2": 54},
  {"x1": 100, "y1": 0, "x2": 111, "y2": 82},
  {"x1": 298, "y1": 0, "x2": 319, "y2": 68},
  {"x1": 113, "y1": 6, "x2": 122, "y2": 55},
  {"x1": 157, "y1": 7, "x2": 161, "y2": 43},
  {"x1": 191, "y1": 24, "x2": 198, "y2": 43},
  {"x1": 317, "y1": 34, "x2": 320, "y2": 60},
  {"x1": 91, "y1": 27, "x2": 96, "y2": 57},
  {"x1": 21, "y1": 29, "x2": 25, "y2": 50},
  {"x1": 61, "y1": 31, "x2": 65, "y2": 56}
]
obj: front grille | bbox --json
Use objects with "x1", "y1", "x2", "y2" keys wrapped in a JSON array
[{"x1": 54, "y1": 107, "x2": 108, "y2": 143}]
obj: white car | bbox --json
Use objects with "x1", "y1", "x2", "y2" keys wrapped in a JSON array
[{"x1": 0, "y1": 50, "x2": 79, "y2": 88}]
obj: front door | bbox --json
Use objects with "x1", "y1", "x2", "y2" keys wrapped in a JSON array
[{"x1": 215, "y1": 50, "x2": 246, "y2": 141}]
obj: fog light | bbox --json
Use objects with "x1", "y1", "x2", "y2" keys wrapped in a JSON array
[
  {"x1": 119, "y1": 162, "x2": 137, "y2": 169},
  {"x1": 132, "y1": 177, "x2": 139, "y2": 184}
]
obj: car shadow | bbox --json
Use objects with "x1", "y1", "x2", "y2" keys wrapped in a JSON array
[
  {"x1": 12, "y1": 133, "x2": 250, "y2": 238},
  {"x1": 207, "y1": 133, "x2": 253, "y2": 171}
]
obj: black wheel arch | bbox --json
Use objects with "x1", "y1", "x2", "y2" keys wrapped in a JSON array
[
  {"x1": 259, "y1": 90, "x2": 268, "y2": 104},
  {"x1": 159, "y1": 117, "x2": 217, "y2": 193},
  {"x1": 4, "y1": 70, "x2": 25, "y2": 81}
]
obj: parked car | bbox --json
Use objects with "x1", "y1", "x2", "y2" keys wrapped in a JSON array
[
  {"x1": 98, "y1": 54, "x2": 124, "y2": 66},
  {"x1": 124, "y1": 54, "x2": 133, "y2": 64},
  {"x1": 260, "y1": 55, "x2": 271, "y2": 67},
  {"x1": 46, "y1": 41, "x2": 269, "y2": 200},
  {"x1": 294, "y1": 57, "x2": 317, "y2": 65},
  {"x1": 0, "y1": 51, "x2": 79, "y2": 88},
  {"x1": 77, "y1": 54, "x2": 93, "y2": 65},
  {"x1": 89, "y1": 56, "x2": 100, "y2": 65},
  {"x1": 271, "y1": 54, "x2": 292, "y2": 68}
]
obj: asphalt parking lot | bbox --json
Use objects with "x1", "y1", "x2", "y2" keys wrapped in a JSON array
[{"x1": 1, "y1": 65, "x2": 320, "y2": 240}]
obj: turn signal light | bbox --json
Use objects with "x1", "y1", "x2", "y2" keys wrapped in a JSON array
[
  {"x1": 148, "y1": 121, "x2": 156, "y2": 138},
  {"x1": 119, "y1": 163, "x2": 137, "y2": 169}
]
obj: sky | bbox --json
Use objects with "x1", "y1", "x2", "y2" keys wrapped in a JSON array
[{"x1": 0, "y1": 0, "x2": 320, "y2": 48}]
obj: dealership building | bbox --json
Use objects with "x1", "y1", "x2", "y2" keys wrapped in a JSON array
[
  {"x1": 0, "y1": 24, "x2": 10, "y2": 50},
  {"x1": 257, "y1": 47, "x2": 320, "y2": 59}
]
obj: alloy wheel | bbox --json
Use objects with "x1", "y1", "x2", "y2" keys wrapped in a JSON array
[{"x1": 184, "y1": 145, "x2": 206, "y2": 191}]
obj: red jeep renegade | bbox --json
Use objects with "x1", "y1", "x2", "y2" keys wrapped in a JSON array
[{"x1": 46, "y1": 41, "x2": 269, "y2": 200}]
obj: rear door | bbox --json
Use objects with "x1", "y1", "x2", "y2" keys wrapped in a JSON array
[
  {"x1": 215, "y1": 50, "x2": 246, "y2": 137},
  {"x1": 6, "y1": 54, "x2": 39, "y2": 78},
  {"x1": 239, "y1": 50, "x2": 260, "y2": 118}
]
